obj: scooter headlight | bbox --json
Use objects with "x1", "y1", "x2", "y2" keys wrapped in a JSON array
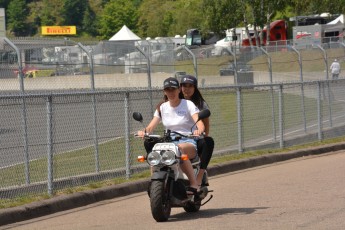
[
  {"x1": 147, "y1": 151, "x2": 161, "y2": 166},
  {"x1": 161, "y1": 150, "x2": 176, "y2": 165}
]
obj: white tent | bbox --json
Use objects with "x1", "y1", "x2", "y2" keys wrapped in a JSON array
[
  {"x1": 327, "y1": 14, "x2": 344, "y2": 24},
  {"x1": 109, "y1": 25, "x2": 141, "y2": 41}
]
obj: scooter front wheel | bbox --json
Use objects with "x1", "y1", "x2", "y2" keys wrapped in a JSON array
[{"x1": 150, "y1": 180, "x2": 171, "y2": 222}]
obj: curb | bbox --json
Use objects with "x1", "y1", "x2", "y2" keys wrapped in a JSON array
[{"x1": 1, "y1": 142, "x2": 345, "y2": 226}]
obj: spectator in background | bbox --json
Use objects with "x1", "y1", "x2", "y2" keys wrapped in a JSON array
[{"x1": 330, "y1": 59, "x2": 341, "y2": 79}]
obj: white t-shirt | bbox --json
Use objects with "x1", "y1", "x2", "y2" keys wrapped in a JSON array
[
  {"x1": 330, "y1": 61, "x2": 341, "y2": 74},
  {"x1": 154, "y1": 99, "x2": 199, "y2": 133}
]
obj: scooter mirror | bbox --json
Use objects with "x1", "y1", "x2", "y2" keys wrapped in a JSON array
[
  {"x1": 133, "y1": 112, "x2": 143, "y2": 122},
  {"x1": 198, "y1": 109, "x2": 211, "y2": 120},
  {"x1": 190, "y1": 109, "x2": 211, "y2": 133}
]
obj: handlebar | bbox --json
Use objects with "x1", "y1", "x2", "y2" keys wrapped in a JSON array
[
  {"x1": 134, "y1": 133, "x2": 162, "y2": 138},
  {"x1": 134, "y1": 130, "x2": 204, "y2": 141}
]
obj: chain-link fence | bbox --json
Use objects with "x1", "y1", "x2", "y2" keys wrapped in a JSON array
[
  {"x1": 0, "y1": 37, "x2": 178, "y2": 92},
  {"x1": 1, "y1": 37, "x2": 345, "y2": 91},
  {"x1": 1, "y1": 80, "x2": 345, "y2": 203},
  {"x1": 1, "y1": 37, "x2": 345, "y2": 205}
]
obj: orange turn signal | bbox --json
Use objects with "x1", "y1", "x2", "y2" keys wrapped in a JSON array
[
  {"x1": 137, "y1": 155, "x2": 146, "y2": 162},
  {"x1": 180, "y1": 154, "x2": 189, "y2": 161}
]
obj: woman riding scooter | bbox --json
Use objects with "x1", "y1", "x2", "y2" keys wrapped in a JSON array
[
  {"x1": 138, "y1": 77, "x2": 205, "y2": 195},
  {"x1": 179, "y1": 75, "x2": 214, "y2": 187}
]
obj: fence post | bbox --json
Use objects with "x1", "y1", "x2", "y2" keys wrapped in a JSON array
[
  {"x1": 78, "y1": 43, "x2": 95, "y2": 90},
  {"x1": 317, "y1": 81, "x2": 323, "y2": 141},
  {"x1": 340, "y1": 42, "x2": 345, "y2": 60},
  {"x1": 4, "y1": 37, "x2": 30, "y2": 185},
  {"x1": 78, "y1": 43, "x2": 100, "y2": 172},
  {"x1": 124, "y1": 92, "x2": 131, "y2": 179},
  {"x1": 236, "y1": 87, "x2": 243, "y2": 153},
  {"x1": 136, "y1": 41, "x2": 152, "y2": 90},
  {"x1": 260, "y1": 47, "x2": 273, "y2": 83},
  {"x1": 290, "y1": 46, "x2": 304, "y2": 82},
  {"x1": 260, "y1": 47, "x2": 276, "y2": 142},
  {"x1": 136, "y1": 44, "x2": 154, "y2": 116},
  {"x1": 327, "y1": 80, "x2": 333, "y2": 128},
  {"x1": 278, "y1": 84, "x2": 284, "y2": 148},
  {"x1": 291, "y1": 46, "x2": 307, "y2": 133},
  {"x1": 227, "y1": 48, "x2": 238, "y2": 84},
  {"x1": 316, "y1": 44, "x2": 333, "y2": 127},
  {"x1": 316, "y1": 45, "x2": 329, "y2": 80},
  {"x1": 182, "y1": 45, "x2": 198, "y2": 79},
  {"x1": 46, "y1": 95, "x2": 54, "y2": 195}
]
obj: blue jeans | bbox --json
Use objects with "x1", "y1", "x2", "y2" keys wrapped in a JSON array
[{"x1": 173, "y1": 137, "x2": 197, "y2": 150}]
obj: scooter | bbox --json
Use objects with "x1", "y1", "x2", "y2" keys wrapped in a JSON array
[{"x1": 133, "y1": 109, "x2": 213, "y2": 222}]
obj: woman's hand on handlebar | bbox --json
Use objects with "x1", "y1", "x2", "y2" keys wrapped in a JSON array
[
  {"x1": 192, "y1": 129, "x2": 204, "y2": 136},
  {"x1": 136, "y1": 130, "x2": 146, "y2": 139}
]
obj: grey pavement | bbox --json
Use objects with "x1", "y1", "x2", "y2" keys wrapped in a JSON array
[{"x1": 1, "y1": 141, "x2": 345, "y2": 226}]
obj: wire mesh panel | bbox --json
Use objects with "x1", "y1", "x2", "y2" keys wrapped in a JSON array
[
  {"x1": 240, "y1": 86, "x2": 278, "y2": 150},
  {"x1": 323, "y1": 80, "x2": 345, "y2": 139},
  {"x1": 147, "y1": 38, "x2": 175, "y2": 73},
  {"x1": 200, "y1": 87, "x2": 238, "y2": 153},
  {"x1": 0, "y1": 95, "x2": 50, "y2": 198},
  {"x1": 0, "y1": 80, "x2": 345, "y2": 202},
  {"x1": 199, "y1": 47, "x2": 235, "y2": 87},
  {"x1": 3, "y1": 36, "x2": 345, "y2": 204},
  {"x1": 269, "y1": 47, "x2": 301, "y2": 82},
  {"x1": 92, "y1": 41, "x2": 139, "y2": 88},
  {"x1": 281, "y1": 83, "x2": 316, "y2": 145},
  {"x1": 52, "y1": 94, "x2": 99, "y2": 183},
  {"x1": 128, "y1": 89, "x2": 165, "y2": 174},
  {"x1": 2, "y1": 38, "x2": 345, "y2": 93},
  {"x1": 0, "y1": 96, "x2": 27, "y2": 175},
  {"x1": 0, "y1": 38, "x2": 21, "y2": 93}
]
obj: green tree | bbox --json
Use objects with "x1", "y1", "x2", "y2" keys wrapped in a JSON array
[
  {"x1": 61, "y1": 0, "x2": 86, "y2": 28},
  {"x1": 26, "y1": 0, "x2": 45, "y2": 36},
  {"x1": 202, "y1": 0, "x2": 243, "y2": 35},
  {"x1": 40, "y1": 0, "x2": 64, "y2": 26},
  {"x1": 287, "y1": 0, "x2": 312, "y2": 18},
  {"x1": 171, "y1": 0, "x2": 204, "y2": 36},
  {"x1": 137, "y1": 0, "x2": 167, "y2": 38},
  {"x1": 88, "y1": 0, "x2": 106, "y2": 15},
  {"x1": 304, "y1": 0, "x2": 345, "y2": 15},
  {"x1": 6, "y1": 0, "x2": 345, "y2": 39},
  {"x1": 82, "y1": 4, "x2": 98, "y2": 36},
  {"x1": 137, "y1": 0, "x2": 204, "y2": 38},
  {"x1": 0, "y1": 0, "x2": 11, "y2": 8},
  {"x1": 238, "y1": 0, "x2": 289, "y2": 46},
  {"x1": 261, "y1": 0, "x2": 289, "y2": 44},
  {"x1": 98, "y1": 0, "x2": 138, "y2": 40},
  {"x1": 6, "y1": 0, "x2": 28, "y2": 36}
]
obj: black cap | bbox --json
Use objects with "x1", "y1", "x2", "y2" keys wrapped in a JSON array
[
  {"x1": 180, "y1": 75, "x2": 197, "y2": 87},
  {"x1": 163, "y1": 77, "x2": 179, "y2": 89}
]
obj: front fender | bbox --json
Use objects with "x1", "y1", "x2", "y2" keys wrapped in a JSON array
[{"x1": 151, "y1": 171, "x2": 168, "y2": 180}]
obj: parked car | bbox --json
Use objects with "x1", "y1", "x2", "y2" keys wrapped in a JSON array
[
  {"x1": 211, "y1": 46, "x2": 231, "y2": 56},
  {"x1": 219, "y1": 62, "x2": 252, "y2": 76}
]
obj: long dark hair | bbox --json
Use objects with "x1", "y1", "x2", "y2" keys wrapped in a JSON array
[
  {"x1": 157, "y1": 86, "x2": 208, "y2": 116},
  {"x1": 156, "y1": 95, "x2": 168, "y2": 117},
  {"x1": 179, "y1": 87, "x2": 207, "y2": 110}
]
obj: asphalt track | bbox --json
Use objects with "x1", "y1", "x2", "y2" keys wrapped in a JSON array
[{"x1": 1, "y1": 141, "x2": 345, "y2": 227}]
